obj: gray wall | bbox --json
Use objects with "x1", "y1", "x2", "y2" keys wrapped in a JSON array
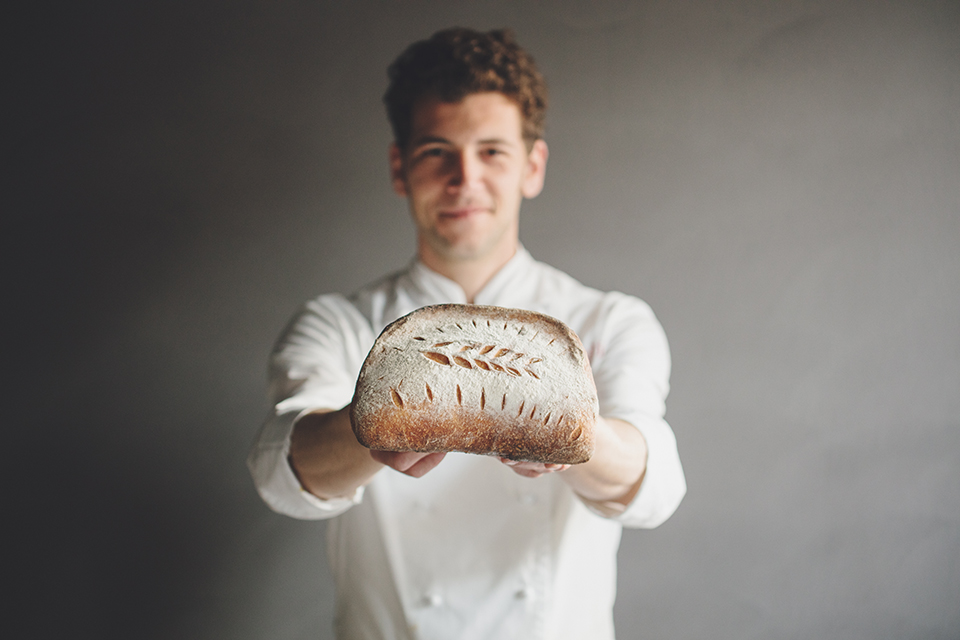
[{"x1": 8, "y1": 1, "x2": 959, "y2": 638}]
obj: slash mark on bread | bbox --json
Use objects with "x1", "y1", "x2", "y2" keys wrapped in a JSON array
[{"x1": 423, "y1": 352, "x2": 451, "y2": 365}]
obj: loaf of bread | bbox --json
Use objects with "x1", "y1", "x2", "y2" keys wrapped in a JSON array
[{"x1": 350, "y1": 304, "x2": 598, "y2": 464}]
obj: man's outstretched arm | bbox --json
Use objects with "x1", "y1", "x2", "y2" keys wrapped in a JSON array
[
  {"x1": 561, "y1": 417, "x2": 647, "y2": 514},
  {"x1": 289, "y1": 405, "x2": 447, "y2": 499}
]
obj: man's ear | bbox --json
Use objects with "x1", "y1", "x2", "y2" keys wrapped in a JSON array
[
  {"x1": 389, "y1": 143, "x2": 408, "y2": 197},
  {"x1": 521, "y1": 139, "x2": 549, "y2": 199}
]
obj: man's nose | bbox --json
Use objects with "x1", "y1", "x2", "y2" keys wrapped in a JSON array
[{"x1": 447, "y1": 151, "x2": 483, "y2": 192}]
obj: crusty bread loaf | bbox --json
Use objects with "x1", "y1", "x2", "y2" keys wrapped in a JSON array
[{"x1": 350, "y1": 304, "x2": 598, "y2": 464}]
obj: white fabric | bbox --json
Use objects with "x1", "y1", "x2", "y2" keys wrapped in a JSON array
[{"x1": 248, "y1": 247, "x2": 686, "y2": 639}]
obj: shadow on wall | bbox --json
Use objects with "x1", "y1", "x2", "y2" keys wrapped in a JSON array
[{"x1": 11, "y1": 425, "x2": 219, "y2": 639}]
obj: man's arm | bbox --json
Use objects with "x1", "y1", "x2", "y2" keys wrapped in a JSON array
[
  {"x1": 560, "y1": 417, "x2": 647, "y2": 514},
  {"x1": 288, "y1": 405, "x2": 448, "y2": 499},
  {"x1": 288, "y1": 406, "x2": 380, "y2": 500}
]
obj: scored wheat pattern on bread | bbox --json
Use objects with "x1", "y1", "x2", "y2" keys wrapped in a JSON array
[
  {"x1": 419, "y1": 340, "x2": 543, "y2": 378},
  {"x1": 351, "y1": 304, "x2": 598, "y2": 464}
]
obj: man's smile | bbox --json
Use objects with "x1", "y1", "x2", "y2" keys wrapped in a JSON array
[{"x1": 438, "y1": 206, "x2": 490, "y2": 220}]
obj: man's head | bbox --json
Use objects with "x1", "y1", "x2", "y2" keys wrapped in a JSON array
[
  {"x1": 385, "y1": 28, "x2": 550, "y2": 294},
  {"x1": 384, "y1": 28, "x2": 548, "y2": 152}
]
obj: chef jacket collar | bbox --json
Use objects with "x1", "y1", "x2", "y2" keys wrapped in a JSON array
[{"x1": 405, "y1": 246, "x2": 537, "y2": 308}]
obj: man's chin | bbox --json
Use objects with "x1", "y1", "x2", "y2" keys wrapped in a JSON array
[
  {"x1": 420, "y1": 226, "x2": 515, "y2": 266},
  {"x1": 438, "y1": 238, "x2": 518, "y2": 265},
  {"x1": 428, "y1": 237, "x2": 492, "y2": 262},
  {"x1": 438, "y1": 244, "x2": 486, "y2": 262}
]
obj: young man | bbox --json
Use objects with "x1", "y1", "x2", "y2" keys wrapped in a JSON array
[{"x1": 248, "y1": 28, "x2": 685, "y2": 639}]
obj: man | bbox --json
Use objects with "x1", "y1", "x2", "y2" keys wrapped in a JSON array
[{"x1": 248, "y1": 28, "x2": 685, "y2": 639}]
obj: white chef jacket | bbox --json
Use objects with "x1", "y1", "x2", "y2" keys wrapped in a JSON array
[{"x1": 248, "y1": 247, "x2": 686, "y2": 640}]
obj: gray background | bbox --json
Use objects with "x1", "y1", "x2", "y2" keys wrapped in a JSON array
[{"x1": 7, "y1": 1, "x2": 959, "y2": 638}]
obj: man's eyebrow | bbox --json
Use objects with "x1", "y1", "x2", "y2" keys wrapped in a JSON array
[
  {"x1": 409, "y1": 135, "x2": 452, "y2": 147},
  {"x1": 408, "y1": 136, "x2": 519, "y2": 148}
]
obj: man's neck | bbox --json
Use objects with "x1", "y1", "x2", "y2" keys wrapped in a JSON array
[{"x1": 418, "y1": 243, "x2": 517, "y2": 303}]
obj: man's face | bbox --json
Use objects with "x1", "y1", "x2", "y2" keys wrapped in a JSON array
[{"x1": 390, "y1": 92, "x2": 548, "y2": 267}]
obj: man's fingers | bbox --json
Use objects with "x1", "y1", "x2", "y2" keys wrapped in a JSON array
[
  {"x1": 403, "y1": 452, "x2": 447, "y2": 477},
  {"x1": 370, "y1": 450, "x2": 447, "y2": 477},
  {"x1": 371, "y1": 451, "x2": 569, "y2": 479},
  {"x1": 498, "y1": 458, "x2": 570, "y2": 477},
  {"x1": 370, "y1": 450, "x2": 422, "y2": 472}
]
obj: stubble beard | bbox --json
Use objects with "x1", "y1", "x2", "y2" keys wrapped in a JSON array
[{"x1": 426, "y1": 213, "x2": 517, "y2": 266}]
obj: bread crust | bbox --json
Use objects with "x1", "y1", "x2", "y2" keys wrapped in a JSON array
[{"x1": 350, "y1": 304, "x2": 598, "y2": 464}]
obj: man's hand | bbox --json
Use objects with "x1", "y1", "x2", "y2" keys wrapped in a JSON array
[
  {"x1": 370, "y1": 452, "x2": 571, "y2": 479},
  {"x1": 370, "y1": 450, "x2": 448, "y2": 478}
]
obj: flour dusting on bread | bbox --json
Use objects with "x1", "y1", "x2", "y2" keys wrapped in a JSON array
[{"x1": 351, "y1": 304, "x2": 598, "y2": 464}]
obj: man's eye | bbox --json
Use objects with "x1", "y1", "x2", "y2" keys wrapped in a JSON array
[{"x1": 422, "y1": 148, "x2": 445, "y2": 157}]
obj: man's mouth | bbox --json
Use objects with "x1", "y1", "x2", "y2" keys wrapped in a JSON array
[{"x1": 438, "y1": 206, "x2": 489, "y2": 220}]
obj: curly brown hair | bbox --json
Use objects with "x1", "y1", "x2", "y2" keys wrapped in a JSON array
[{"x1": 384, "y1": 27, "x2": 548, "y2": 151}]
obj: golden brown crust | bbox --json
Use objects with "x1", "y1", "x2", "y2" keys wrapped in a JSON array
[{"x1": 350, "y1": 304, "x2": 598, "y2": 464}]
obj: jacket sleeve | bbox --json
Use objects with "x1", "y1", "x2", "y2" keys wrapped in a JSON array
[
  {"x1": 247, "y1": 294, "x2": 376, "y2": 520},
  {"x1": 588, "y1": 292, "x2": 686, "y2": 528}
]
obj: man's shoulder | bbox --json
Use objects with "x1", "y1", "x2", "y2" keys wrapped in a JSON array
[
  {"x1": 276, "y1": 292, "x2": 369, "y2": 347},
  {"x1": 294, "y1": 267, "x2": 408, "y2": 319},
  {"x1": 529, "y1": 257, "x2": 602, "y2": 299},
  {"x1": 530, "y1": 257, "x2": 653, "y2": 318},
  {"x1": 348, "y1": 267, "x2": 408, "y2": 299}
]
